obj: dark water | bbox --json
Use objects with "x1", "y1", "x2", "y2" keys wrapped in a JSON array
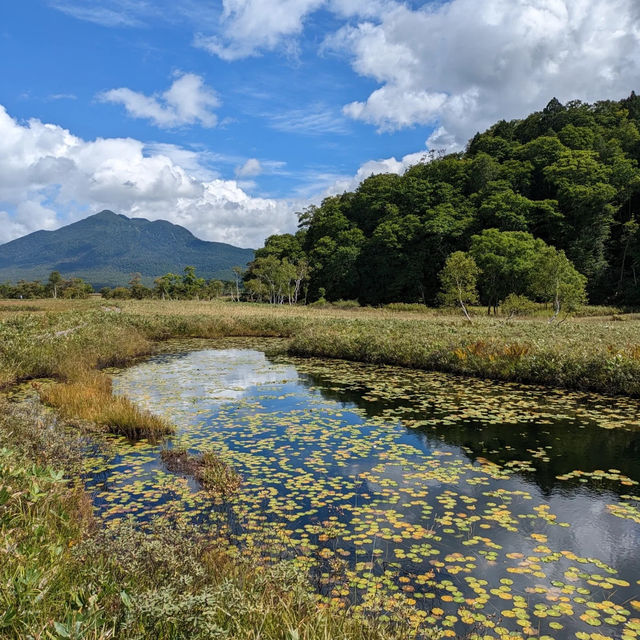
[{"x1": 84, "y1": 340, "x2": 640, "y2": 640}]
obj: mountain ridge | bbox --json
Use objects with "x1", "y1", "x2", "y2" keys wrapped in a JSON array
[{"x1": 0, "y1": 210, "x2": 255, "y2": 288}]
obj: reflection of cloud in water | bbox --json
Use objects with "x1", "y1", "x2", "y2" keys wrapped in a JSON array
[{"x1": 113, "y1": 349, "x2": 298, "y2": 412}]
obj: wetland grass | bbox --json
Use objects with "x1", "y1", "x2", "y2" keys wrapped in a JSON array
[
  {"x1": 38, "y1": 371, "x2": 173, "y2": 441},
  {"x1": 161, "y1": 447, "x2": 242, "y2": 497},
  {"x1": 2, "y1": 298, "x2": 639, "y2": 397}
]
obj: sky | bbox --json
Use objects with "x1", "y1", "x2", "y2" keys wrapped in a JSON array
[{"x1": 1, "y1": 0, "x2": 640, "y2": 248}]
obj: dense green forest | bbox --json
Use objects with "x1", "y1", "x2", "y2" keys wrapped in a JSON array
[{"x1": 246, "y1": 94, "x2": 640, "y2": 307}]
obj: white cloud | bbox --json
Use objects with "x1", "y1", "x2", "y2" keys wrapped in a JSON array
[
  {"x1": 193, "y1": 0, "x2": 396, "y2": 60},
  {"x1": 194, "y1": 0, "x2": 326, "y2": 60},
  {"x1": 0, "y1": 105, "x2": 298, "y2": 247},
  {"x1": 324, "y1": 148, "x2": 429, "y2": 195},
  {"x1": 99, "y1": 73, "x2": 220, "y2": 129},
  {"x1": 47, "y1": 93, "x2": 77, "y2": 101},
  {"x1": 333, "y1": 0, "x2": 640, "y2": 147},
  {"x1": 236, "y1": 158, "x2": 263, "y2": 177},
  {"x1": 49, "y1": 0, "x2": 146, "y2": 27},
  {"x1": 267, "y1": 105, "x2": 350, "y2": 135}
]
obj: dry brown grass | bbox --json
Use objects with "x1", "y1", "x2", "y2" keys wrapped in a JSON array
[{"x1": 38, "y1": 371, "x2": 172, "y2": 441}]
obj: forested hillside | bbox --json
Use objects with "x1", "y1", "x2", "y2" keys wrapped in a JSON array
[
  {"x1": 248, "y1": 94, "x2": 640, "y2": 306},
  {"x1": 0, "y1": 210, "x2": 254, "y2": 288}
]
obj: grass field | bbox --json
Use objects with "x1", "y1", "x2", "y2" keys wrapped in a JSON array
[
  {"x1": 1, "y1": 298, "x2": 639, "y2": 639},
  {"x1": 1, "y1": 297, "x2": 639, "y2": 397}
]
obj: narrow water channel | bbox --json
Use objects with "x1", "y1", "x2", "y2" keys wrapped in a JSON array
[{"x1": 85, "y1": 339, "x2": 640, "y2": 640}]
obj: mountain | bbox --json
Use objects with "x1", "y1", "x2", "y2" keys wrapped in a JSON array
[{"x1": 0, "y1": 211, "x2": 255, "y2": 288}]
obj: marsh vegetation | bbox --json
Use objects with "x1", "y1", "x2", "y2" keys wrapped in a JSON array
[{"x1": 1, "y1": 299, "x2": 639, "y2": 639}]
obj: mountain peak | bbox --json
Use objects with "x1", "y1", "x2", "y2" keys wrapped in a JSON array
[
  {"x1": 91, "y1": 209, "x2": 120, "y2": 219},
  {"x1": 0, "y1": 211, "x2": 254, "y2": 288}
]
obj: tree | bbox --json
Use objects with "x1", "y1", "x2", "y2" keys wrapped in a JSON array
[
  {"x1": 47, "y1": 271, "x2": 63, "y2": 299},
  {"x1": 469, "y1": 229, "x2": 546, "y2": 313},
  {"x1": 244, "y1": 278, "x2": 269, "y2": 302},
  {"x1": 209, "y1": 280, "x2": 224, "y2": 299},
  {"x1": 182, "y1": 266, "x2": 205, "y2": 299},
  {"x1": 530, "y1": 247, "x2": 587, "y2": 321},
  {"x1": 128, "y1": 273, "x2": 150, "y2": 299},
  {"x1": 292, "y1": 258, "x2": 310, "y2": 305},
  {"x1": 231, "y1": 266, "x2": 245, "y2": 302},
  {"x1": 61, "y1": 277, "x2": 93, "y2": 299},
  {"x1": 500, "y1": 293, "x2": 534, "y2": 319},
  {"x1": 439, "y1": 252, "x2": 479, "y2": 323},
  {"x1": 154, "y1": 273, "x2": 181, "y2": 300}
]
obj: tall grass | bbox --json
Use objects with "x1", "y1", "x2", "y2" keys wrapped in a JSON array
[
  {"x1": 1, "y1": 299, "x2": 640, "y2": 398},
  {"x1": 288, "y1": 317, "x2": 640, "y2": 396},
  {"x1": 38, "y1": 371, "x2": 173, "y2": 440}
]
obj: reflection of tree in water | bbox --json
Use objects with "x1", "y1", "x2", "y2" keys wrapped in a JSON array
[{"x1": 296, "y1": 369, "x2": 640, "y2": 498}]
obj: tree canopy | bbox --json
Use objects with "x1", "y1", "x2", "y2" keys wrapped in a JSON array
[{"x1": 245, "y1": 94, "x2": 640, "y2": 306}]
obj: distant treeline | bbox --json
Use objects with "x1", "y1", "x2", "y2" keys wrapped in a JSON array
[
  {"x1": 100, "y1": 267, "x2": 243, "y2": 301},
  {"x1": 0, "y1": 271, "x2": 93, "y2": 299},
  {"x1": 245, "y1": 94, "x2": 640, "y2": 307},
  {"x1": 0, "y1": 268, "x2": 242, "y2": 301}
]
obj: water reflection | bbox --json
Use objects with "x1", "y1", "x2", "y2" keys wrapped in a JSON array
[{"x1": 83, "y1": 343, "x2": 640, "y2": 640}]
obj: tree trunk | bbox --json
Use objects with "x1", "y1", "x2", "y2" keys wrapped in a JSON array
[{"x1": 460, "y1": 299, "x2": 472, "y2": 323}]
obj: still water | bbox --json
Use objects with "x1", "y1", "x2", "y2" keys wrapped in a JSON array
[{"x1": 85, "y1": 339, "x2": 640, "y2": 640}]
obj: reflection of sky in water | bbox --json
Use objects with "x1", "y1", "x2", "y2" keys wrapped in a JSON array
[
  {"x1": 118, "y1": 349, "x2": 298, "y2": 405},
  {"x1": 91, "y1": 346, "x2": 640, "y2": 639}
]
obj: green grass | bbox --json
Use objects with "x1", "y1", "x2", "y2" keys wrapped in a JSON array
[{"x1": 1, "y1": 299, "x2": 639, "y2": 397}]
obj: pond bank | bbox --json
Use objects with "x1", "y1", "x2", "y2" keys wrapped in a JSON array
[{"x1": 1, "y1": 301, "x2": 640, "y2": 397}]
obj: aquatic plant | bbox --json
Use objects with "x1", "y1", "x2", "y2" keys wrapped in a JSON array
[{"x1": 161, "y1": 447, "x2": 242, "y2": 497}]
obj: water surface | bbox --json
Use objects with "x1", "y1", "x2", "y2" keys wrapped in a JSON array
[{"x1": 85, "y1": 339, "x2": 640, "y2": 640}]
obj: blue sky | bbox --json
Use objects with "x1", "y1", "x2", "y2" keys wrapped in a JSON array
[{"x1": 1, "y1": 0, "x2": 639, "y2": 247}]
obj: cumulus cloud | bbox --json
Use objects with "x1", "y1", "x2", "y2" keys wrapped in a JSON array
[
  {"x1": 99, "y1": 73, "x2": 220, "y2": 128},
  {"x1": 194, "y1": 0, "x2": 326, "y2": 60},
  {"x1": 324, "y1": 149, "x2": 429, "y2": 195},
  {"x1": 334, "y1": 0, "x2": 640, "y2": 147},
  {"x1": 192, "y1": 0, "x2": 640, "y2": 152},
  {"x1": 193, "y1": 0, "x2": 391, "y2": 59},
  {"x1": 236, "y1": 158, "x2": 263, "y2": 177},
  {"x1": 0, "y1": 105, "x2": 298, "y2": 247}
]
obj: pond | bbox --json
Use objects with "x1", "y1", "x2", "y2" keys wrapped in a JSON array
[{"x1": 85, "y1": 338, "x2": 640, "y2": 640}]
